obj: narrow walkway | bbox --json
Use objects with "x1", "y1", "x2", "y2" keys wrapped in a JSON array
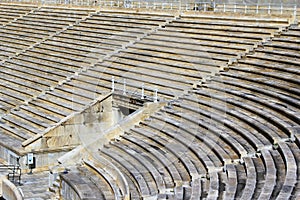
[{"x1": 17, "y1": 170, "x2": 55, "y2": 200}]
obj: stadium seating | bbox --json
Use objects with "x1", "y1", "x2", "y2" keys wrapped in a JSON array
[
  {"x1": 59, "y1": 19, "x2": 300, "y2": 199},
  {"x1": 0, "y1": 3, "x2": 299, "y2": 199}
]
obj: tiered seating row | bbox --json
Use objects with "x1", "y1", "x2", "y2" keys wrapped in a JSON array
[
  {"x1": 0, "y1": 3, "x2": 37, "y2": 27},
  {"x1": 85, "y1": 13, "x2": 288, "y2": 100},
  {"x1": 0, "y1": 9, "x2": 177, "y2": 142},
  {"x1": 81, "y1": 21, "x2": 300, "y2": 199}
]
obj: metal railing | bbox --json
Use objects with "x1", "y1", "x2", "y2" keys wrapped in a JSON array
[
  {"x1": 0, "y1": 0, "x2": 298, "y2": 16},
  {"x1": 0, "y1": 164, "x2": 22, "y2": 185}
]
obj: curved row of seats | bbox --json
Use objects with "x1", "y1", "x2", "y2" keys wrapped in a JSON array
[
  {"x1": 0, "y1": 5, "x2": 97, "y2": 118},
  {"x1": 0, "y1": 4, "x2": 298, "y2": 199},
  {"x1": 0, "y1": 3, "x2": 36, "y2": 27},
  {"x1": 1, "y1": 9, "x2": 283, "y2": 145},
  {"x1": 0, "y1": 8, "x2": 175, "y2": 142},
  {"x1": 63, "y1": 22, "x2": 300, "y2": 199}
]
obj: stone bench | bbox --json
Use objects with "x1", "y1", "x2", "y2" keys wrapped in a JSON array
[
  {"x1": 48, "y1": 88, "x2": 93, "y2": 106},
  {"x1": 109, "y1": 142, "x2": 161, "y2": 195},
  {"x1": 240, "y1": 157, "x2": 256, "y2": 199},
  {"x1": 33, "y1": 45, "x2": 98, "y2": 64},
  {"x1": 1, "y1": 83, "x2": 34, "y2": 104},
  {"x1": 1, "y1": 68, "x2": 51, "y2": 93},
  {"x1": 1, "y1": 84, "x2": 31, "y2": 102},
  {"x1": 164, "y1": 23, "x2": 272, "y2": 40},
  {"x1": 180, "y1": 14, "x2": 288, "y2": 27},
  {"x1": 254, "y1": 50, "x2": 300, "y2": 63},
  {"x1": 134, "y1": 122, "x2": 192, "y2": 184},
  {"x1": 39, "y1": 6, "x2": 95, "y2": 15},
  {"x1": 210, "y1": 75, "x2": 299, "y2": 138},
  {"x1": 5, "y1": 23, "x2": 54, "y2": 36},
  {"x1": 229, "y1": 65, "x2": 300, "y2": 90},
  {"x1": 3, "y1": 62, "x2": 59, "y2": 87},
  {"x1": 27, "y1": 13, "x2": 82, "y2": 23},
  {"x1": 194, "y1": 86, "x2": 289, "y2": 144},
  {"x1": 6, "y1": 59, "x2": 68, "y2": 81},
  {"x1": 120, "y1": 47, "x2": 223, "y2": 69},
  {"x1": 27, "y1": 48, "x2": 91, "y2": 66},
  {"x1": 237, "y1": 58, "x2": 300, "y2": 84},
  {"x1": 59, "y1": 31, "x2": 133, "y2": 46},
  {"x1": 48, "y1": 39, "x2": 115, "y2": 59},
  {"x1": 0, "y1": 44, "x2": 23, "y2": 54},
  {"x1": 55, "y1": 86, "x2": 99, "y2": 103},
  {"x1": 29, "y1": 98, "x2": 71, "y2": 118},
  {"x1": 270, "y1": 149, "x2": 286, "y2": 197},
  {"x1": 130, "y1": 127, "x2": 188, "y2": 184},
  {"x1": 103, "y1": 58, "x2": 203, "y2": 82},
  {"x1": 0, "y1": 123, "x2": 31, "y2": 141},
  {"x1": 0, "y1": 33, "x2": 35, "y2": 46},
  {"x1": 13, "y1": 16, "x2": 66, "y2": 29},
  {"x1": 276, "y1": 142, "x2": 297, "y2": 199},
  {"x1": 16, "y1": 17, "x2": 71, "y2": 28},
  {"x1": 168, "y1": 20, "x2": 278, "y2": 34},
  {"x1": 0, "y1": 74, "x2": 46, "y2": 104},
  {"x1": 163, "y1": 103, "x2": 249, "y2": 158},
  {"x1": 152, "y1": 31, "x2": 261, "y2": 46},
  {"x1": 159, "y1": 25, "x2": 266, "y2": 41},
  {"x1": 129, "y1": 43, "x2": 236, "y2": 62},
  {"x1": 99, "y1": 13, "x2": 168, "y2": 23},
  {"x1": 144, "y1": 116, "x2": 215, "y2": 172},
  {"x1": 80, "y1": 19, "x2": 152, "y2": 32},
  {"x1": 174, "y1": 96, "x2": 264, "y2": 152},
  {"x1": 0, "y1": 3, "x2": 37, "y2": 11},
  {"x1": 60, "y1": 167, "x2": 107, "y2": 200},
  {"x1": 258, "y1": 149, "x2": 276, "y2": 199},
  {"x1": 21, "y1": 51, "x2": 87, "y2": 73},
  {"x1": 0, "y1": 7, "x2": 32, "y2": 15},
  {"x1": 99, "y1": 9, "x2": 174, "y2": 19},
  {"x1": 40, "y1": 92, "x2": 85, "y2": 111},
  {"x1": 116, "y1": 137, "x2": 168, "y2": 191},
  {"x1": 10, "y1": 21, "x2": 59, "y2": 33},
  {"x1": 16, "y1": 54, "x2": 81, "y2": 75},
  {"x1": 6, "y1": 23, "x2": 56, "y2": 36},
  {"x1": 190, "y1": 178, "x2": 202, "y2": 199},
  {"x1": 223, "y1": 164, "x2": 237, "y2": 199},
  {"x1": 89, "y1": 15, "x2": 162, "y2": 27},
  {"x1": 0, "y1": 47, "x2": 15, "y2": 59},
  {"x1": 145, "y1": 34, "x2": 252, "y2": 52},
  {"x1": 263, "y1": 40, "x2": 300, "y2": 52},
  {"x1": 76, "y1": 165, "x2": 115, "y2": 200},
  {"x1": 70, "y1": 25, "x2": 144, "y2": 40},
  {"x1": 0, "y1": 27, "x2": 44, "y2": 40},
  {"x1": 1, "y1": 113, "x2": 42, "y2": 135},
  {"x1": 62, "y1": 81, "x2": 108, "y2": 98},
  {"x1": 100, "y1": 147, "x2": 153, "y2": 197},
  {"x1": 42, "y1": 40, "x2": 112, "y2": 57},
  {"x1": 152, "y1": 111, "x2": 233, "y2": 165},
  {"x1": 247, "y1": 53, "x2": 300, "y2": 69},
  {"x1": 19, "y1": 104, "x2": 61, "y2": 123},
  {"x1": 0, "y1": 12, "x2": 18, "y2": 24},
  {"x1": 92, "y1": 63, "x2": 190, "y2": 91},
  {"x1": 0, "y1": 115, "x2": 37, "y2": 138},
  {"x1": 97, "y1": 151, "x2": 145, "y2": 199},
  {"x1": 286, "y1": 141, "x2": 300, "y2": 199},
  {"x1": 122, "y1": 133, "x2": 176, "y2": 189},
  {"x1": 49, "y1": 36, "x2": 119, "y2": 51},
  {"x1": 80, "y1": 68, "x2": 179, "y2": 99},
  {"x1": 110, "y1": 52, "x2": 214, "y2": 75},
  {"x1": 206, "y1": 171, "x2": 219, "y2": 200},
  {"x1": 135, "y1": 39, "x2": 241, "y2": 57}
]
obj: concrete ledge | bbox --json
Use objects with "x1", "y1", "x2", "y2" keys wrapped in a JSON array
[{"x1": 1, "y1": 177, "x2": 23, "y2": 200}]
